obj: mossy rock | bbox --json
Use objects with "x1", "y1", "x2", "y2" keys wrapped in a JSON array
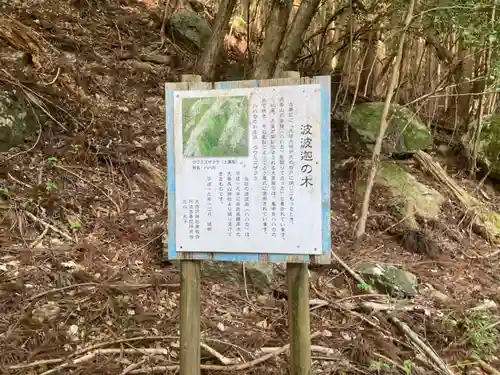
[
  {"x1": 463, "y1": 114, "x2": 500, "y2": 179},
  {"x1": 0, "y1": 89, "x2": 42, "y2": 152},
  {"x1": 347, "y1": 102, "x2": 432, "y2": 155},
  {"x1": 356, "y1": 161, "x2": 444, "y2": 228},
  {"x1": 478, "y1": 209, "x2": 500, "y2": 240},
  {"x1": 168, "y1": 10, "x2": 212, "y2": 52},
  {"x1": 354, "y1": 262, "x2": 418, "y2": 298},
  {"x1": 376, "y1": 162, "x2": 444, "y2": 220}
]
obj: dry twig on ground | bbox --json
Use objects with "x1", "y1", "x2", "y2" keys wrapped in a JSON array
[
  {"x1": 331, "y1": 252, "x2": 454, "y2": 375},
  {"x1": 10, "y1": 332, "x2": 323, "y2": 374},
  {"x1": 24, "y1": 211, "x2": 74, "y2": 242},
  {"x1": 475, "y1": 357, "x2": 500, "y2": 375}
]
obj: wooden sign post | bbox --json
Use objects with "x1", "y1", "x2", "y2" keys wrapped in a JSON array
[{"x1": 165, "y1": 72, "x2": 331, "y2": 375}]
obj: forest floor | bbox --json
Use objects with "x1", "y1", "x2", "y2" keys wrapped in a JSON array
[{"x1": 1, "y1": 1, "x2": 500, "y2": 374}]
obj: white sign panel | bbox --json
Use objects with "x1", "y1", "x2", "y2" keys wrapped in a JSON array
[{"x1": 172, "y1": 84, "x2": 322, "y2": 255}]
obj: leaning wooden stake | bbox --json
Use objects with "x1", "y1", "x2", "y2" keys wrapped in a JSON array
[
  {"x1": 354, "y1": 0, "x2": 416, "y2": 241},
  {"x1": 179, "y1": 74, "x2": 202, "y2": 375},
  {"x1": 279, "y1": 70, "x2": 312, "y2": 375}
]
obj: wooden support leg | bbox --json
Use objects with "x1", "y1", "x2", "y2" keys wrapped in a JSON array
[
  {"x1": 287, "y1": 262, "x2": 312, "y2": 375},
  {"x1": 180, "y1": 260, "x2": 201, "y2": 375}
]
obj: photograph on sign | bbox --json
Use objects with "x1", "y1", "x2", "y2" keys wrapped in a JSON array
[
  {"x1": 182, "y1": 96, "x2": 249, "y2": 157},
  {"x1": 170, "y1": 84, "x2": 325, "y2": 255}
]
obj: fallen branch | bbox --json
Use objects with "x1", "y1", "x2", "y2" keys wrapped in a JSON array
[
  {"x1": 138, "y1": 159, "x2": 165, "y2": 191},
  {"x1": 415, "y1": 150, "x2": 500, "y2": 241},
  {"x1": 360, "y1": 301, "x2": 421, "y2": 313},
  {"x1": 14, "y1": 343, "x2": 176, "y2": 374},
  {"x1": 7, "y1": 358, "x2": 63, "y2": 370},
  {"x1": 331, "y1": 252, "x2": 454, "y2": 375},
  {"x1": 29, "y1": 222, "x2": 49, "y2": 248},
  {"x1": 373, "y1": 352, "x2": 408, "y2": 373},
  {"x1": 129, "y1": 331, "x2": 323, "y2": 374},
  {"x1": 15, "y1": 332, "x2": 322, "y2": 374},
  {"x1": 260, "y1": 345, "x2": 337, "y2": 357},
  {"x1": 308, "y1": 298, "x2": 330, "y2": 311},
  {"x1": 7, "y1": 172, "x2": 33, "y2": 188},
  {"x1": 24, "y1": 90, "x2": 67, "y2": 131},
  {"x1": 24, "y1": 211, "x2": 74, "y2": 242},
  {"x1": 391, "y1": 316, "x2": 452, "y2": 374},
  {"x1": 475, "y1": 357, "x2": 500, "y2": 375},
  {"x1": 468, "y1": 300, "x2": 497, "y2": 312},
  {"x1": 120, "y1": 358, "x2": 147, "y2": 375},
  {"x1": 69, "y1": 334, "x2": 177, "y2": 360},
  {"x1": 26, "y1": 282, "x2": 180, "y2": 304},
  {"x1": 310, "y1": 282, "x2": 397, "y2": 339},
  {"x1": 42, "y1": 67, "x2": 61, "y2": 85},
  {"x1": 55, "y1": 164, "x2": 121, "y2": 213},
  {"x1": 38, "y1": 349, "x2": 171, "y2": 375},
  {"x1": 200, "y1": 343, "x2": 240, "y2": 365},
  {"x1": 128, "y1": 365, "x2": 179, "y2": 374}
]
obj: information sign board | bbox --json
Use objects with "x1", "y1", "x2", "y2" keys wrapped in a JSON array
[{"x1": 166, "y1": 78, "x2": 331, "y2": 260}]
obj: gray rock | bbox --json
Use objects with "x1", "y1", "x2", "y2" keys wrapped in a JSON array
[
  {"x1": 354, "y1": 262, "x2": 418, "y2": 298},
  {"x1": 201, "y1": 261, "x2": 274, "y2": 292},
  {"x1": 0, "y1": 89, "x2": 42, "y2": 152},
  {"x1": 244, "y1": 262, "x2": 274, "y2": 291},
  {"x1": 0, "y1": 48, "x2": 32, "y2": 68},
  {"x1": 130, "y1": 60, "x2": 155, "y2": 73},
  {"x1": 32, "y1": 301, "x2": 61, "y2": 323},
  {"x1": 168, "y1": 10, "x2": 212, "y2": 51},
  {"x1": 430, "y1": 289, "x2": 450, "y2": 303}
]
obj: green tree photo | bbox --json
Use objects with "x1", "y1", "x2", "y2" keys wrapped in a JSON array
[{"x1": 182, "y1": 95, "x2": 249, "y2": 157}]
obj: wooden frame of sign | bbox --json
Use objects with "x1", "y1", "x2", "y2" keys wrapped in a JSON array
[{"x1": 165, "y1": 72, "x2": 331, "y2": 375}]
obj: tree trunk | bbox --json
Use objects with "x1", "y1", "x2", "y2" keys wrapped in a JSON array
[
  {"x1": 195, "y1": 0, "x2": 238, "y2": 80},
  {"x1": 359, "y1": 28, "x2": 379, "y2": 97},
  {"x1": 410, "y1": 37, "x2": 425, "y2": 99},
  {"x1": 254, "y1": 0, "x2": 273, "y2": 39},
  {"x1": 426, "y1": 46, "x2": 438, "y2": 121},
  {"x1": 240, "y1": 0, "x2": 249, "y2": 21},
  {"x1": 471, "y1": 0, "x2": 495, "y2": 176},
  {"x1": 253, "y1": 0, "x2": 292, "y2": 79},
  {"x1": 274, "y1": 0, "x2": 322, "y2": 75},
  {"x1": 332, "y1": 10, "x2": 355, "y2": 115},
  {"x1": 372, "y1": 38, "x2": 385, "y2": 97},
  {"x1": 316, "y1": 0, "x2": 335, "y2": 73},
  {"x1": 425, "y1": 33, "x2": 454, "y2": 64},
  {"x1": 319, "y1": 1, "x2": 350, "y2": 75},
  {"x1": 452, "y1": 39, "x2": 473, "y2": 129},
  {"x1": 375, "y1": 49, "x2": 396, "y2": 95},
  {"x1": 394, "y1": 38, "x2": 409, "y2": 103}
]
